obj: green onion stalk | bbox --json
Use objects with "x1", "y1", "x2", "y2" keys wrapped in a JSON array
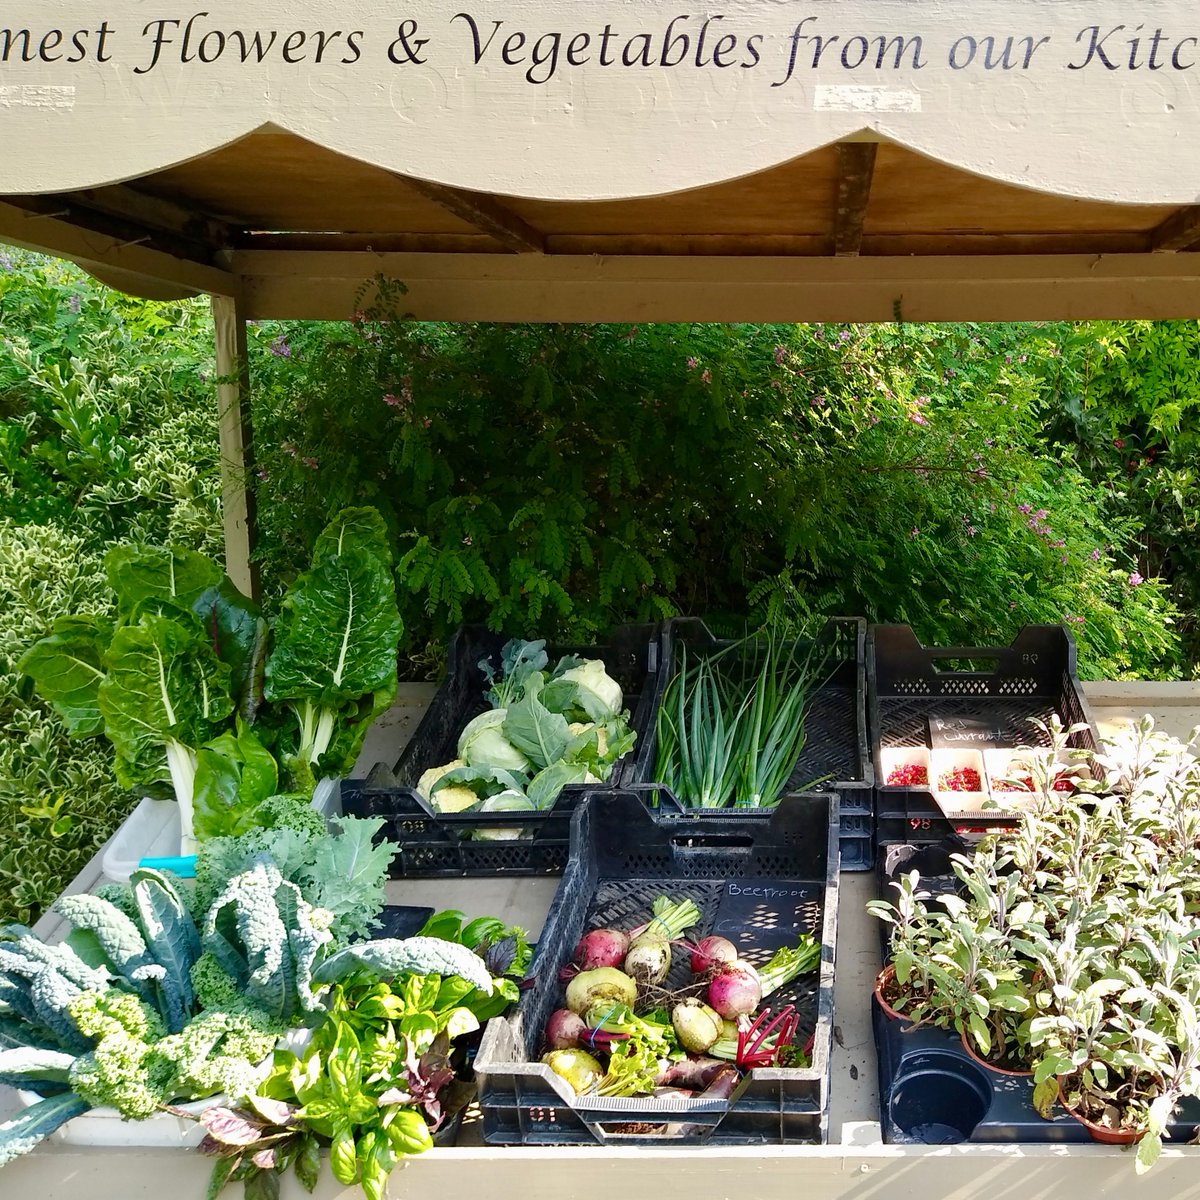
[{"x1": 655, "y1": 628, "x2": 834, "y2": 810}]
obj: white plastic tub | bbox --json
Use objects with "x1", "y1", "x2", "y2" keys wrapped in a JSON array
[
  {"x1": 16, "y1": 1091, "x2": 216, "y2": 1148},
  {"x1": 100, "y1": 778, "x2": 342, "y2": 883}
]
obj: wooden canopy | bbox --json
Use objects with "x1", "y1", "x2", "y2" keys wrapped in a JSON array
[
  {"x1": 3, "y1": 0, "x2": 1200, "y2": 322},
  {"x1": 3, "y1": 124, "x2": 1200, "y2": 324},
  {"x1": 5, "y1": 0, "x2": 1200, "y2": 586}
]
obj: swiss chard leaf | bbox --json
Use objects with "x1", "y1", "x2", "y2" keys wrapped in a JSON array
[
  {"x1": 193, "y1": 721, "x2": 281, "y2": 840},
  {"x1": 99, "y1": 615, "x2": 233, "y2": 794},
  {"x1": 18, "y1": 615, "x2": 114, "y2": 737},
  {"x1": 317, "y1": 683, "x2": 398, "y2": 779},
  {"x1": 192, "y1": 579, "x2": 267, "y2": 722},
  {"x1": 265, "y1": 545, "x2": 401, "y2": 708},
  {"x1": 312, "y1": 507, "x2": 393, "y2": 567},
  {"x1": 105, "y1": 544, "x2": 222, "y2": 622}
]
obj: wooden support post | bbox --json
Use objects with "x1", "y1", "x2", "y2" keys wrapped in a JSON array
[
  {"x1": 833, "y1": 144, "x2": 878, "y2": 258},
  {"x1": 211, "y1": 294, "x2": 260, "y2": 600}
]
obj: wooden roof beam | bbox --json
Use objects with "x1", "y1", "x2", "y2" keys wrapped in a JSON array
[
  {"x1": 833, "y1": 144, "x2": 878, "y2": 258},
  {"x1": 1, "y1": 190, "x2": 235, "y2": 266},
  {"x1": 396, "y1": 176, "x2": 546, "y2": 254},
  {"x1": 1151, "y1": 206, "x2": 1200, "y2": 253},
  {"x1": 0, "y1": 198, "x2": 239, "y2": 298}
]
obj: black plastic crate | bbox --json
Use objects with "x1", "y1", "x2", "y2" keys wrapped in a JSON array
[
  {"x1": 871, "y1": 843, "x2": 1200, "y2": 1145},
  {"x1": 624, "y1": 617, "x2": 873, "y2": 871},
  {"x1": 475, "y1": 790, "x2": 839, "y2": 1145},
  {"x1": 613, "y1": 782, "x2": 870, "y2": 874},
  {"x1": 870, "y1": 625, "x2": 1100, "y2": 843},
  {"x1": 341, "y1": 624, "x2": 659, "y2": 878}
]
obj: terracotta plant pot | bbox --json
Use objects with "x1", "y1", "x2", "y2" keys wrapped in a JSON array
[
  {"x1": 873, "y1": 964, "x2": 913, "y2": 1024},
  {"x1": 1057, "y1": 1080, "x2": 1142, "y2": 1145},
  {"x1": 959, "y1": 1028, "x2": 1033, "y2": 1077}
]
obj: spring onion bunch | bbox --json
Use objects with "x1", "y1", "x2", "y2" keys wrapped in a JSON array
[{"x1": 655, "y1": 629, "x2": 833, "y2": 808}]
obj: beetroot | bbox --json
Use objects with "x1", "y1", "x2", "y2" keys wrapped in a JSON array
[
  {"x1": 690, "y1": 935, "x2": 738, "y2": 975},
  {"x1": 573, "y1": 928, "x2": 630, "y2": 971},
  {"x1": 544, "y1": 1008, "x2": 588, "y2": 1050},
  {"x1": 707, "y1": 962, "x2": 762, "y2": 1019}
]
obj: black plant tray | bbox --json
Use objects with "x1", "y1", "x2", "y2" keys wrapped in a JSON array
[
  {"x1": 872, "y1": 842, "x2": 1200, "y2": 1145},
  {"x1": 626, "y1": 617, "x2": 873, "y2": 871},
  {"x1": 874, "y1": 1006, "x2": 1200, "y2": 1146},
  {"x1": 343, "y1": 623, "x2": 660, "y2": 878},
  {"x1": 474, "y1": 790, "x2": 839, "y2": 1145},
  {"x1": 870, "y1": 624, "x2": 1101, "y2": 843}
]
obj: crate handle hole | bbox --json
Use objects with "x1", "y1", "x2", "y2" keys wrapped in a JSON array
[
  {"x1": 669, "y1": 833, "x2": 755, "y2": 850},
  {"x1": 930, "y1": 656, "x2": 999, "y2": 673}
]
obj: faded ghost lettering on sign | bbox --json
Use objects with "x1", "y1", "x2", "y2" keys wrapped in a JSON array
[{"x1": 4, "y1": 1, "x2": 1200, "y2": 202}]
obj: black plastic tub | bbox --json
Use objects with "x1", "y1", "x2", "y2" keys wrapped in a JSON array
[
  {"x1": 341, "y1": 624, "x2": 660, "y2": 878},
  {"x1": 872, "y1": 840, "x2": 1200, "y2": 1145},
  {"x1": 474, "y1": 790, "x2": 839, "y2": 1145},
  {"x1": 624, "y1": 617, "x2": 873, "y2": 870},
  {"x1": 869, "y1": 624, "x2": 1100, "y2": 845}
]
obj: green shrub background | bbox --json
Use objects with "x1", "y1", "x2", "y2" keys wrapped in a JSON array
[{"x1": 0, "y1": 254, "x2": 1193, "y2": 921}]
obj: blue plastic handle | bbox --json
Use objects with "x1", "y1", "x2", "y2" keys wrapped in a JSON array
[{"x1": 137, "y1": 855, "x2": 198, "y2": 878}]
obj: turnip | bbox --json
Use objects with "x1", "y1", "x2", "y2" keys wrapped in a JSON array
[
  {"x1": 573, "y1": 928, "x2": 630, "y2": 971},
  {"x1": 544, "y1": 1008, "x2": 588, "y2": 1050},
  {"x1": 690, "y1": 935, "x2": 738, "y2": 975},
  {"x1": 623, "y1": 894, "x2": 701, "y2": 986},
  {"x1": 671, "y1": 998, "x2": 723, "y2": 1054},
  {"x1": 542, "y1": 1048, "x2": 603, "y2": 1095},
  {"x1": 624, "y1": 936, "x2": 672, "y2": 986},
  {"x1": 564, "y1": 967, "x2": 637, "y2": 1015},
  {"x1": 707, "y1": 961, "x2": 762, "y2": 1019}
]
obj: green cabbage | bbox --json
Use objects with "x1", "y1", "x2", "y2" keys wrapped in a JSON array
[{"x1": 457, "y1": 709, "x2": 530, "y2": 772}]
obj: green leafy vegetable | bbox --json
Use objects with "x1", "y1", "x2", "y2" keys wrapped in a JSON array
[
  {"x1": 99, "y1": 615, "x2": 234, "y2": 847},
  {"x1": 193, "y1": 720, "x2": 281, "y2": 841},
  {"x1": 16, "y1": 616, "x2": 113, "y2": 737},
  {"x1": 264, "y1": 508, "x2": 403, "y2": 785}
]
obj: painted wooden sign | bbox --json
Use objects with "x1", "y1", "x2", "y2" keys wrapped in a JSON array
[{"x1": 1, "y1": 1, "x2": 1198, "y2": 201}]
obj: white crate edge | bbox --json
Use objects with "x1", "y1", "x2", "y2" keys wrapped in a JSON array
[
  {"x1": 100, "y1": 779, "x2": 342, "y2": 884},
  {"x1": 15, "y1": 1091, "x2": 215, "y2": 1148}
]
